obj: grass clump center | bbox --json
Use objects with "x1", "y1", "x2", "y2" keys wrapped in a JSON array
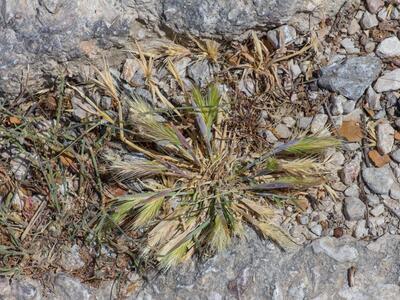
[{"x1": 89, "y1": 70, "x2": 340, "y2": 270}]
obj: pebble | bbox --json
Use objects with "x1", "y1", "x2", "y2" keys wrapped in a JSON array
[
  {"x1": 353, "y1": 220, "x2": 368, "y2": 238},
  {"x1": 376, "y1": 36, "x2": 400, "y2": 58},
  {"x1": 59, "y1": 244, "x2": 85, "y2": 271},
  {"x1": 343, "y1": 143, "x2": 360, "y2": 151},
  {"x1": 377, "y1": 7, "x2": 389, "y2": 21},
  {"x1": 53, "y1": 274, "x2": 92, "y2": 300},
  {"x1": 348, "y1": 19, "x2": 361, "y2": 35},
  {"x1": 309, "y1": 223, "x2": 323, "y2": 236},
  {"x1": 187, "y1": 60, "x2": 215, "y2": 87},
  {"x1": 344, "y1": 184, "x2": 360, "y2": 197},
  {"x1": 120, "y1": 58, "x2": 140, "y2": 83},
  {"x1": 389, "y1": 184, "x2": 400, "y2": 200},
  {"x1": 360, "y1": 11, "x2": 379, "y2": 29},
  {"x1": 312, "y1": 237, "x2": 359, "y2": 262},
  {"x1": 342, "y1": 100, "x2": 356, "y2": 114},
  {"x1": 366, "y1": 194, "x2": 380, "y2": 206},
  {"x1": 390, "y1": 148, "x2": 400, "y2": 163},
  {"x1": 266, "y1": 25, "x2": 297, "y2": 49},
  {"x1": 366, "y1": 0, "x2": 384, "y2": 13},
  {"x1": 274, "y1": 124, "x2": 292, "y2": 139},
  {"x1": 364, "y1": 41, "x2": 376, "y2": 53},
  {"x1": 370, "y1": 204, "x2": 385, "y2": 217},
  {"x1": 340, "y1": 155, "x2": 361, "y2": 185},
  {"x1": 289, "y1": 61, "x2": 302, "y2": 79},
  {"x1": 10, "y1": 157, "x2": 28, "y2": 181},
  {"x1": 343, "y1": 197, "x2": 366, "y2": 221},
  {"x1": 362, "y1": 166, "x2": 394, "y2": 195},
  {"x1": 330, "y1": 151, "x2": 345, "y2": 166},
  {"x1": 330, "y1": 95, "x2": 344, "y2": 116},
  {"x1": 374, "y1": 69, "x2": 400, "y2": 93},
  {"x1": 310, "y1": 114, "x2": 328, "y2": 133},
  {"x1": 318, "y1": 56, "x2": 382, "y2": 100},
  {"x1": 340, "y1": 38, "x2": 360, "y2": 54},
  {"x1": 11, "y1": 279, "x2": 41, "y2": 300},
  {"x1": 365, "y1": 87, "x2": 382, "y2": 110},
  {"x1": 263, "y1": 130, "x2": 278, "y2": 143},
  {"x1": 298, "y1": 215, "x2": 309, "y2": 225},
  {"x1": 297, "y1": 116, "x2": 313, "y2": 129},
  {"x1": 282, "y1": 116, "x2": 296, "y2": 128},
  {"x1": 376, "y1": 122, "x2": 394, "y2": 154}
]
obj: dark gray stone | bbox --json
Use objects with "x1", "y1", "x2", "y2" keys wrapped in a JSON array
[{"x1": 318, "y1": 56, "x2": 382, "y2": 100}]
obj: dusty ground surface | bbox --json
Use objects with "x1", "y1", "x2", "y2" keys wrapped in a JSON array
[{"x1": 1, "y1": 0, "x2": 400, "y2": 299}]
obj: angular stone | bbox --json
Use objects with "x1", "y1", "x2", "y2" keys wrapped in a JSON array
[
  {"x1": 365, "y1": 87, "x2": 382, "y2": 111},
  {"x1": 376, "y1": 36, "x2": 400, "y2": 58},
  {"x1": 366, "y1": 0, "x2": 385, "y2": 14},
  {"x1": 376, "y1": 122, "x2": 395, "y2": 155},
  {"x1": 340, "y1": 155, "x2": 361, "y2": 185},
  {"x1": 362, "y1": 167, "x2": 394, "y2": 195},
  {"x1": 310, "y1": 114, "x2": 328, "y2": 133},
  {"x1": 312, "y1": 237, "x2": 358, "y2": 262},
  {"x1": 266, "y1": 25, "x2": 297, "y2": 49},
  {"x1": 343, "y1": 197, "x2": 366, "y2": 221},
  {"x1": 374, "y1": 69, "x2": 400, "y2": 92},
  {"x1": 360, "y1": 11, "x2": 379, "y2": 29},
  {"x1": 318, "y1": 56, "x2": 382, "y2": 100}
]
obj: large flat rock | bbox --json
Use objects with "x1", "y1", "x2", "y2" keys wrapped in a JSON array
[{"x1": 0, "y1": 0, "x2": 350, "y2": 97}]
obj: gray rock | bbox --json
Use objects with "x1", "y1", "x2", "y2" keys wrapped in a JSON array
[
  {"x1": 297, "y1": 116, "x2": 313, "y2": 129},
  {"x1": 389, "y1": 184, "x2": 400, "y2": 200},
  {"x1": 362, "y1": 167, "x2": 394, "y2": 195},
  {"x1": 366, "y1": 0, "x2": 384, "y2": 14},
  {"x1": 340, "y1": 155, "x2": 361, "y2": 185},
  {"x1": 330, "y1": 95, "x2": 344, "y2": 116},
  {"x1": 310, "y1": 114, "x2": 328, "y2": 133},
  {"x1": 374, "y1": 69, "x2": 400, "y2": 92},
  {"x1": 377, "y1": 7, "x2": 389, "y2": 21},
  {"x1": 343, "y1": 197, "x2": 366, "y2": 221},
  {"x1": 10, "y1": 157, "x2": 29, "y2": 181},
  {"x1": 344, "y1": 184, "x2": 360, "y2": 197},
  {"x1": 360, "y1": 11, "x2": 379, "y2": 29},
  {"x1": 348, "y1": 19, "x2": 361, "y2": 35},
  {"x1": 376, "y1": 36, "x2": 400, "y2": 58},
  {"x1": 365, "y1": 41, "x2": 377, "y2": 53},
  {"x1": 390, "y1": 148, "x2": 400, "y2": 163},
  {"x1": 275, "y1": 124, "x2": 292, "y2": 139},
  {"x1": 353, "y1": 220, "x2": 368, "y2": 238},
  {"x1": 53, "y1": 274, "x2": 92, "y2": 300},
  {"x1": 282, "y1": 117, "x2": 296, "y2": 128},
  {"x1": 309, "y1": 223, "x2": 323, "y2": 236},
  {"x1": 318, "y1": 56, "x2": 382, "y2": 100},
  {"x1": 365, "y1": 87, "x2": 382, "y2": 110},
  {"x1": 342, "y1": 100, "x2": 356, "y2": 114},
  {"x1": 376, "y1": 122, "x2": 395, "y2": 154},
  {"x1": 370, "y1": 204, "x2": 385, "y2": 217},
  {"x1": 11, "y1": 279, "x2": 41, "y2": 300},
  {"x1": 266, "y1": 25, "x2": 297, "y2": 49},
  {"x1": 366, "y1": 194, "x2": 380, "y2": 206},
  {"x1": 340, "y1": 38, "x2": 360, "y2": 54},
  {"x1": 187, "y1": 60, "x2": 215, "y2": 87},
  {"x1": 59, "y1": 244, "x2": 85, "y2": 272},
  {"x1": 0, "y1": 0, "x2": 349, "y2": 97},
  {"x1": 312, "y1": 237, "x2": 358, "y2": 262}
]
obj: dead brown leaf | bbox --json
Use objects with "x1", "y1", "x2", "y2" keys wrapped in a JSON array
[
  {"x1": 337, "y1": 121, "x2": 364, "y2": 142},
  {"x1": 368, "y1": 150, "x2": 391, "y2": 167}
]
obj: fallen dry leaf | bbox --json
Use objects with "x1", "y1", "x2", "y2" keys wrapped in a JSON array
[
  {"x1": 338, "y1": 120, "x2": 364, "y2": 142},
  {"x1": 8, "y1": 116, "x2": 22, "y2": 125},
  {"x1": 394, "y1": 131, "x2": 400, "y2": 141},
  {"x1": 368, "y1": 150, "x2": 391, "y2": 167}
]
